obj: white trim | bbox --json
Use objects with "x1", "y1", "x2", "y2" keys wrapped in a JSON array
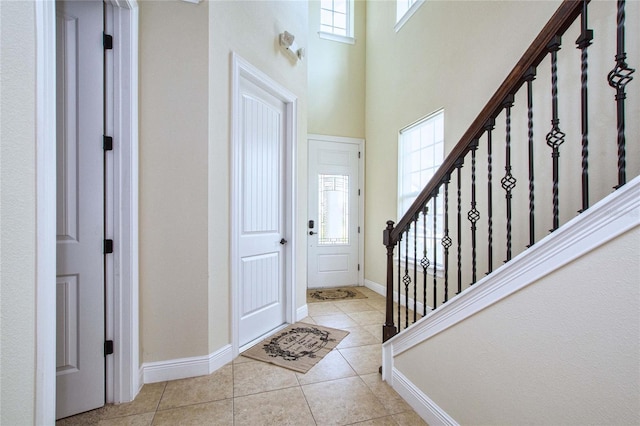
[
  {"x1": 365, "y1": 279, "x2": 430, "y2": 316},
  {"x1": 104, "y1": 0, "x2": 140, "y2": 404},
  {"x1": 297, "y1": 304, "x2": 309, "y2": 321},
  {"x1": 35, "y1": 1, "x2": 58, "y2": 423},
  {"x1": 395, "y1": 0, "x2": 426, "y2": 33},
  {"x1": 230, "y1": 52, "x2": 298, "y2": 359},
  {"x1": 318, "y1": 32, "x2": 356, "y2": 45},
  {"x1": 392, "y1": 369, "x2": 458, "y2": 426},
  {"x1": 307, "y1": 134, "x2": 365, "y2": 287},
  {"x1": 384, "y1": 175, "x2": 640, "y2": 358},
  {"x1": 142, "y1": 345, "x2": 233, "y2": 384}
]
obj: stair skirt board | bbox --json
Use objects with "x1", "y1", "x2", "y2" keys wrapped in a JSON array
[
  {"x1": 380, "y1": 176, "x2": 639, "y2": 420},
  {"x1": 142, "y1": 344, "x2": 233, "y2": 384}
]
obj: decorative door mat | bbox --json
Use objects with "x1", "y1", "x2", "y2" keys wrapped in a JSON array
[
  {"x1": 307, "y1": 287, "x2": 368, "y2": 302},
  {"x1": 242, "y1": 323, "x2": 349, "y2": 373}
]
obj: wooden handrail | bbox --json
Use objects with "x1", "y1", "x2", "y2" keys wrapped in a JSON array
[{"x1": 390, "y1": 0, "x2": 585, "y2": 243}]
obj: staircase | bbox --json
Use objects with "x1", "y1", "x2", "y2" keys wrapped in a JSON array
[{"x1": 380, "y1": 1, "x2": 639, "y2": 423}]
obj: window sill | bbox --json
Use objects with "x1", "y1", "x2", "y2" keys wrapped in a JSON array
[{"x1": 318, "y1": 31, "x2": 356, "y2": 45}]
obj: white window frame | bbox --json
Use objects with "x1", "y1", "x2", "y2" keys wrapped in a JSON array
[
  {"x1": 319, "y1": 0, "x2": 355, "y2": 45},
  {"x1": 395, "y1": 0, "x2": 425, "y2": 33},
  {"x1": 397, "y1": 110, "x2": 444, "y2": 273}
]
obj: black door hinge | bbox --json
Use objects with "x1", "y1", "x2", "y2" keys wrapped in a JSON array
[
  {"x1": 103, "y1": 135, "x2": 113, "y2": 151},
  {"x1": 104, "y1": 340, "x2": 114, "y2": 356},
  {"x1": 358, "y1": 264, "x2": 360, "y2": 271},
  {"x1": 104, "y1": 239, "x2": 114, "y2": 254},
  {"x1": 358, "y1": 151, "x2": 361, "y2": 159},
  {"x1": 103, "y1": 33, "x2": 113, "y2": 50},
  {"x1": 358, "y1": 189, "x2": 361, "y2": 196},
  {"x1": 358, "y1": 226, "x2": 360, "y2": 233}
]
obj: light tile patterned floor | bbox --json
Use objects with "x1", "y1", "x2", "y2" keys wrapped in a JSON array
[{"x1": 57, "y1": 287, "x2": 427, "y2": 425}]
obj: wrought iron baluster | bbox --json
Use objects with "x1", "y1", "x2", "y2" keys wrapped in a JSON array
[
  {"x1": 501, "y1": 94, "x2": 516, "y2": 262},
  {"x1": 546, "y1": 35, "x2": 565, "y2": 232},
  {"x1": 485, "y1": 119, "x2": 495, "y2": 274},
  {"x1": 525, "y1": 67, "x2": 536, "y2": 247},
  {"x1": 607, "y1": 0, "x2": 635, "y2": 188},
  {"x1": 577, "y1": 1, "x2": 593, "y2": 211},
  {"x1": 441, "y1": 175, "x2": 452, "y2": 303},
  {"x1": 403, "y1": 225, "x2": 411, "y2": 329},
  {"x1": 468, "y1": 140, "x2": 480, "y2": 284},
  {"x1": 456, "y1": 159, "x2": 464, "y2": 294},
  {"x1": 397, "y1": 232, "x2": 402, "y2": 331},
  {"x1": 421, "y1": 206, "x2": 429, "y2": 317},
  {"x1": 413, "y1": 214, "x2": 418, "y2": 324},
  {"x1": 432, "y1": 193, "x2": 438, "y2": 311}
]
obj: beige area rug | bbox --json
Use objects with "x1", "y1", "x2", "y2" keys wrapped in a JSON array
[
  {"x1": 307, "y1": 287, "x2": 368, "y2": 303},
  {"x1": 242, "y1": 323, "x2": 349, "y2": 373}
]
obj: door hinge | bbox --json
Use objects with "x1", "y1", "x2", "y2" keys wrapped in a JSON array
[
  {"x1": 358, "y1": 226, "x2": 360, "y2": 233},
  {"x1": 358, "y1": 264, "x2": 360, "y2": 271},
  {"x1": 104, "y1": 239, "x2": 114, "y2": 254},
  {"x1": 104, "y1": 340, "x2": 114, "y2": 356},
  {"x1": 103, "y1": 135, "x2": 113, "y2": 151},
  {"x1": 358, "y1": 151, "x2": 361, "y2": 159},
  {"x1": 103, "y1": 33, "x2": 113, "y2": 50},
  {"x1": 358, "y1": 189, "x2": 361, "y2": 196}
]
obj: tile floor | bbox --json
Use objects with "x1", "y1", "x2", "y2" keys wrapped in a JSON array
[{"x1": 57, "y1": 287, "x2": 426, "y2": 425}]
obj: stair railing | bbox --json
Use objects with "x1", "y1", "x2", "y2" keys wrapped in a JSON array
[{"x1": 383, "y1": 0, "x2": 636, "y2": 342}]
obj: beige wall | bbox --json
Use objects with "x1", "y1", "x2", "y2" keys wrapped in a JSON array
[
  {"x1": 0, "y1": 1, "x2": 37, "y2": 424},
  {"x1": 139, "y1": 0, "x2": 210, "y2": 362},
  {"x1": 208, "y1": 1, "x2": 309, "y2": 351},
  {"x1": 395, "y1": 226, "x2": 640, "y2": 424},
  {"x1": 308, "y1": 0, "x2": 366, "y2": 138}
]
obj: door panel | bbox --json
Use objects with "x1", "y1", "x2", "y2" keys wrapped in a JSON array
[
  {"x1": 238, "y1": 78, "x2": 287, "y2": 347},
  {"x1": 56, "y1": 0, "x2": 105, "y2": 419},
  {"x1": 308, "y1": 140, "x2": 360, "y2": 288}
]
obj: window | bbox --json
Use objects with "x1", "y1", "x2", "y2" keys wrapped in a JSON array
[
  {"x1": 395, "y1": 0, "x2": 425, "y2": 32},
  {"x1": 398, "y1": 110, "x2": 444, "y2": 269},
  {"x1": 319, "y1": 0, "x2": 355, "y2": 44}
]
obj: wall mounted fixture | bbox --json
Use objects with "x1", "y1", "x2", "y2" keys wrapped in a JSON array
[{"x1": 279, "y1": 31, "x2": 304, "y2": 61}]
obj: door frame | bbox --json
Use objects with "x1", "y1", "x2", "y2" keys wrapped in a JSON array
[
  {"x1": 230, "y1": 52, "x2": 297, "y2": 357},
  {"x1": 35, "y1": 1, "x2": 139, "y2": 422},
  {"x1": 307, "y1": 134, "x2": 365, "y2": 288}
]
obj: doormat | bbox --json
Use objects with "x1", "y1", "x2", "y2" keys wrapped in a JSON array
[
  {"x1": 307, "y1": 287, "x2": 368, "y2": 302},
  {"x1": 242, "y1": 323, "x2": 349, "y2": 373}
]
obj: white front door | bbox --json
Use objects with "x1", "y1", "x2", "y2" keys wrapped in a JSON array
[
  {"x1": 308, "y1": 138, "x2": 360, "y2": 288},
  {"x1": 237, "y1": 76, "x2": 288, "y2": 347},
  {"x1": 55, "y1": 0, "x2": 105, "y2": 419}
]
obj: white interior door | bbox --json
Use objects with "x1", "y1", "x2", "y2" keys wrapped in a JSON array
[
  {"x1": 238, "y1": 76, "x2": 287, "y2": 348},
  {"x1": 308, "y1": 138, "x2": 360, "y2": 288},
  {"x1": 56, "y1": 0, "x2": 105, "y2": 419}
]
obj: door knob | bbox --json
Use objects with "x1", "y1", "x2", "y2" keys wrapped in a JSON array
[
  {"x1": 309, "y1": 231, "x2": 316, "y2": 235},
  {"x1": 280, "y1": 238, "x2": 288, "y2": 245}
]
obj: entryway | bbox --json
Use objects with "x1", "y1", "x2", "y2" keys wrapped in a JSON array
[{"x1": 307, "y1": 135, "x2": 364, "y2": 289}]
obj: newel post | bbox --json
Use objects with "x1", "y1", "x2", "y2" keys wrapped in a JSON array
[{"x1": 382, "y1": 220, "x2": 398, "y2": 342}]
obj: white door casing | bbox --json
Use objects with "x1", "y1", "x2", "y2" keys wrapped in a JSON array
[
  {"x1": 307, "y1": 136, "x2": 363, "y2": 289},
  {"x1": 231, "y1": 53, "x2": 297, "y2": 354},
  {"x1": 36, "y1": 1, "x2": 139, "y2": 422},
  {"x1": 55, "y1": 0, "x2": 105, "y2": 418}
]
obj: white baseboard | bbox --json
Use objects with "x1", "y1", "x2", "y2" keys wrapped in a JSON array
[
  {"x1": 296, "y1": 304, "x2": 309, "y2": 321},
  {"x1": 392, "y1": 369, "x2": 458, "y2": 426},
  {"x1": 142, "y1": 344, "x2": 233, "y2": 384}
]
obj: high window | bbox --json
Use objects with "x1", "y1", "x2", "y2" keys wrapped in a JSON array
[
  {"x1": 395, "y1": 0, "x2": 425, "y2": 32},
  {"x1": 398, "y1": 110, "x2": 444, "y2": 269},
  {"x1": 319, "y1": 0, "x2": 355, "y2": 44}
]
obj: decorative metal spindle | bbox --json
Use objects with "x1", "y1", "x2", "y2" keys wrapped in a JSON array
[
  {"x1": 546, "y1": 35, "x2": 565, "y2": 232},
  {"x1": 468, "y1": 140, "x2": 480, "y2": 284},
  {"x1": 421, "y1": 206, "x2": 429, "y2": 317},
  {"x1": 432, "y1": 193, "x2": 438, "y2": 311},
  {"x1": 577, "y1": 1, "x2": 593, "y2": 211},
  {"x1": 607, "y1": 0, "x2": 635, "y2": 188},
  {"x1": 403, "y1": 226, "x2": 411, "y2": 329},
  {"x1": 485, "y1": 119, "x2": 495, "y2": 274},
  {"x1": 413, "y1": 214, "x2": 418, "y2": 323},
  {"x1": 456, "y1": 159, "x2": 464, "y2": 294},
  {"x1": 397, "y1": 232, "x2": 402, "y2": 331},
  {"x1": 525, "y1": 67, "x2": 536, "y2": 247},
  {"x1": 501, "y1": 94, "x2": 517, "y2": 262},
  {"x1": 441, "y1": 175, "x2": 452, "y2": 303}
]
